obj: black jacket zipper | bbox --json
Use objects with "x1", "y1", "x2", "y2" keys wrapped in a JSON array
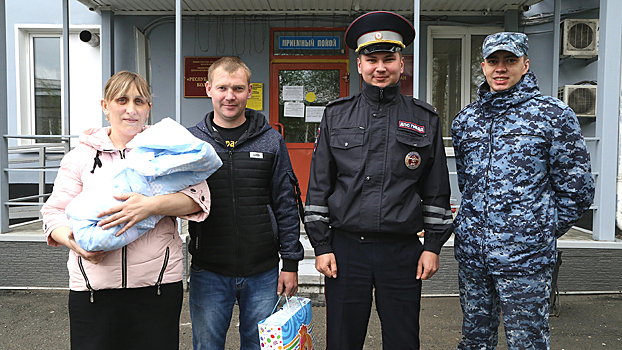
[
  {"x1": 119, "y1": 149, "x2": 129, "y2": 289},
  {"x1": 155, "y1": 247, "x2": 170, "y2": 295},
  {"x1": 77, "y1": 257, "x2": 95, "y2": 303},
  {"x1": 211, "y1": 127, "x2": 248, "y2": 277},
  {"x1": 122, "y1": 247, "x2": 127, "y2": 288},
  {"x1": 227, "y1": 148, "x2": 243, "y2": 276}
]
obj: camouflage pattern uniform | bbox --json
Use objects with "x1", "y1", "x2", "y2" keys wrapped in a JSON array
[{"x1": 451, "y1": 69, "x2": 594, "y2": 349}]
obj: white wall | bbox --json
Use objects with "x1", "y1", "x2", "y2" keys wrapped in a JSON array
[
  {"x1": 5, "y1": 0, "x2": 101, "y2": 137},
  {"x1": 68, "y1": 32, "x2": 102, "y2": 142},
  {"x1": 5, "y1": 0, "x2": 101, "y2": 184}
]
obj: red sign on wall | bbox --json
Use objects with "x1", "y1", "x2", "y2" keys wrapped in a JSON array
[{"x1": 184, "y1": 56, "x2": 221, "y2": 98}]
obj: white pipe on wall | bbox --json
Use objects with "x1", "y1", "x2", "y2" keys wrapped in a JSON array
[
  {"x1": 616, "y1": 88, "x2": 622, "y2": 231},
  {"x1": 413, "y1": 0, "x2": 420, "y2": 99}
]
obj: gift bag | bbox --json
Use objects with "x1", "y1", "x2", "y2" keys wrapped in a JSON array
[{"x1": 258, "y1": 296, "x2": 315, "y2": 350}]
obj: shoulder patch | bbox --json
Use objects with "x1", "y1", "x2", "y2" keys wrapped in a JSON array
[
  {"x1": 412, "y1": 98, "x2": 438, "y2": 114},
  {"x1": 326, "y1": 95, "x2": 356, "y2": 107}
]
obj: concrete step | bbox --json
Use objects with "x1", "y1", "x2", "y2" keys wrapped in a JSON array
[{"x1": 2, "y1": 223, "x2": 621, "y2": 296}]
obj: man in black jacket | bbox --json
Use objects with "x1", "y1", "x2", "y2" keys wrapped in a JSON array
[
  {"x1": 304, "y1": 12, "x2": 453, "y2": 349},
  {"x1": 187, "y1": 57, "x2": 304, "y2": 350}
]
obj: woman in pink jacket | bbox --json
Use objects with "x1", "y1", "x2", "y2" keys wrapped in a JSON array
[{"x1": 41, "y1": 71, "x2": 211, "y2": 350}]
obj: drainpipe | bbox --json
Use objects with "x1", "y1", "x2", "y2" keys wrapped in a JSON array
[
  {"x1": 413, "y1": 0, "x2": 420, "y2": 98},
  {"x1": 1, "y1": 0, "x2": 8, "y2": 232},
  {"x1": 617, "y1": 103, "x2": 622, "y2": 231},
  {"x1": 62, "y1": 0, "x2": 70, "y2": 136}
]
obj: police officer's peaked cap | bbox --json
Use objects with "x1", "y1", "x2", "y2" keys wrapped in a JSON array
[{"x1": 345, "y1": 11, "x2": 415, "y2": 55}]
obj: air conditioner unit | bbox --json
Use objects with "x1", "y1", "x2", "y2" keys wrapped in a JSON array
[
  {"x1": 558, "y1": 85, "x2": 597, "y2": 117},
  {"x1": 560, "y1": 19, "x2": 599, "y2": 58}
]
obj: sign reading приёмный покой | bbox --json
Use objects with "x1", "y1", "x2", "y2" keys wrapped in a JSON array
[{"x1": 278, "y1": 36, "x2": 340, "y2": 50}]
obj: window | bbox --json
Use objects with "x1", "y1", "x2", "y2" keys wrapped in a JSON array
[
  {"x1": 16, "y1": 26, "x2": 101, "y2": 145},
  {"x1": 426, "y1": 26, "x2": 502, "y2": 147},
  {"x1": 32, "y1": 36, "x2": 62, "y2": 140}
]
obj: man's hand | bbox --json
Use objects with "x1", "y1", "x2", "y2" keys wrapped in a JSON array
[
  {"x1": 315, "y1": 253, "x2": 337, "y2": 278},
  {"x1": 97, "y1": 193, "x2": 152, "y2": 235},
  {"x1": 277, "y1": 271, "x2": 298, "y2": 297},
  {"x1": 417, "y1": 250, "x2": 439, "y2": 280}
]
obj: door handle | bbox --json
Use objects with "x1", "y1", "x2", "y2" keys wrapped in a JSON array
[{"x1": 274, "y1": 122, "x2": 284, "y2": 138}]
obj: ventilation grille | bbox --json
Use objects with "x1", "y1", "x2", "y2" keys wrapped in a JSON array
[
  {"x1": 561, "y1": 19, "x2": 599, "y2": 58},
  {"x1": 558, "y1": 85, "x2": 597, "y2": 117}
]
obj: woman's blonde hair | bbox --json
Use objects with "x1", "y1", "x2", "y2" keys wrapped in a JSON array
[{"x1": 103, "y1": 71, "x2": 152, "y2": 104}]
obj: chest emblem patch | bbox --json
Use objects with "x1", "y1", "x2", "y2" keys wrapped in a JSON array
[
  {"x1": 399, "y1": 120, "x2": 425, "y2": 134},
  {"x1": 405, "y1": 151, "x2": 421, "y2": 170}
]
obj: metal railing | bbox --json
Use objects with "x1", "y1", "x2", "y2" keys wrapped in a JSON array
[{"x1": 2, "y1": 135, "x2": 75, "y2": 232}]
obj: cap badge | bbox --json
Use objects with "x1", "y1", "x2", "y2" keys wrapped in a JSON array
[
  {"x1": 405, "y1": 151, "x2": 421, "y2": 170},
  {"x1": 375, "y1": 32, "x2": 383, "y2": 40}
]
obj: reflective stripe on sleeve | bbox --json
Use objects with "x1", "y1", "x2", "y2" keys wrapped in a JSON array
[
  {"x1": 423, "y1": 205, "x2": 453, "y2": 217},
  {"x1": 305, "y1": 205, "x2": 329, "y2": 213},
  {"x1": 304, "y1": 214, "x2": 329, "y2": 223},
  {"x1": 423, "y1": 216, "x2": 453, "y2": 225}
]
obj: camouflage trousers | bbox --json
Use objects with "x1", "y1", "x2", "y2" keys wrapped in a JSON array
[{"x1": 457, "y1": 263, "x2": 553, "y2": 350}]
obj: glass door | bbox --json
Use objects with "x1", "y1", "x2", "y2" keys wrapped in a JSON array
[
  {"x1": 431, "y1": 38, "x2": 462, "y2": 147},
  {"x1": 427, "y1": 27, "x2": 501, "y2": 147},
  {"x1": 270, "y1": 62, "x2": 349, "y2": 199}
]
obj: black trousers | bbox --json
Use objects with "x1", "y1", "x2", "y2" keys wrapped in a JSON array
[
  {"x1": 68, "y1": 281, "x2": 183, "y2": 350},
  {"x1": 325, "y1": 232, "x2": 424, "y2": 350}
]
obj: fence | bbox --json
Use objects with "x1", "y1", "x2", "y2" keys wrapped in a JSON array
[{"x1": 1, "y1": 135, "x2": 74, "y2": 232}]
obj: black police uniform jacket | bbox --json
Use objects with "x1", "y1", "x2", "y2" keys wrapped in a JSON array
[
  {"x1": 187, "y1": 109, "x2": 304, "y2": 277},
  {"x1": 304, "y1": 81, "x2": 453, "y2": 256}
]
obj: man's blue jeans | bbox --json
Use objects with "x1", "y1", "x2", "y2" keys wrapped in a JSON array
[{"x1": 189, "y1": 265, "x2": 279, "y2": 350}]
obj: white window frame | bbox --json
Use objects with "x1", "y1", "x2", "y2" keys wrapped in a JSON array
[
  {"x1": 29, "y1": 33, "x2": 63, "y2": 140},
  {"x1": 426, "y1": 26, "x2": 504, "y2": 110},
  {"x1": 15, "y1": 25, "x2": 100, "y2": 144},
  {"x1": 426, "y1": 26, "x2": 503, "y2": 154}
]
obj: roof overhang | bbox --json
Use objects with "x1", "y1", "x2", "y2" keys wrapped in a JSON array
[{"x1": 76, "y1": 0, "x2": 544, "y2": 16}]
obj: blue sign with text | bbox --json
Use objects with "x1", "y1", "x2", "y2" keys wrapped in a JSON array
[{"x1": 278, "y1": 36, "x2": 341, "y2": 50}]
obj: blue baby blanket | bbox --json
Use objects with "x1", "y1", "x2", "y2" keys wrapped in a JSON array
[{"x1": 67, "y1": 118, "x2": 222, "y2": 251}]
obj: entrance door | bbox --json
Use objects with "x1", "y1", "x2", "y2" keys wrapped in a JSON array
[
  {"x1": 270, "y1": 62, "x2": 349, "y2": 200},
  {"x1": 426, "y1": 26, "x2": 502, "y2": 147}
]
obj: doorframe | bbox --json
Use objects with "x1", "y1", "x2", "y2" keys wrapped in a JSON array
[
  {"x1": 268, "y1": 60, "x2": 349, "y2": 200},
  {"x1": 269, "y1": 26, "x2": 349, "y2": 129},
  {"x1": 425, "y1": 26, "x2": 504, "y2": 109},
  {"x1": 268, "y1": 59, "x2": 349, "y2": 135},
  {"x1": 269, "y1": 27, "x2": 349, "y2": 199}
]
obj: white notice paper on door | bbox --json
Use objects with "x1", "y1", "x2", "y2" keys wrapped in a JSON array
[
  {"x1": 283, "y1": 86, "x2": 304, "y2": 101},
  {"x1": 284, "y1": 102, "x2": 305, "y2": 118},
  {"x1": 305, "y1": 106, "x2": 325, "y2": 123}
]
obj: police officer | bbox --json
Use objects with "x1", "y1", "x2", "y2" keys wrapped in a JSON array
[
  {"x1": 304, "y1": 11, "x2": 453, "y2": 350},
  {"x1": 452, "y1": 33, "x2": 594, "y2": 349}
]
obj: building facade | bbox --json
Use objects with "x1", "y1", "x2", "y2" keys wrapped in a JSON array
[{"x1": 1, "y1": 0, "x2": 621, "y2": 292}]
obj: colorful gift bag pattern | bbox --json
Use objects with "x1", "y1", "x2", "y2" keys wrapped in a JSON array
[{"x1": 258, "y1": 296, "x2": 315, "y2": 350}]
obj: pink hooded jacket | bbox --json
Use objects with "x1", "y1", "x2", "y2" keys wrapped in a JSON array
[{"x1": 41, "y1": 127, "x2": 211, "y2": 293}]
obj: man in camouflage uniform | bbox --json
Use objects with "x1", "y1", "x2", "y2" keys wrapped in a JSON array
[{"x1": 451, "y1": 32, "x2": 594, "y2": 349}]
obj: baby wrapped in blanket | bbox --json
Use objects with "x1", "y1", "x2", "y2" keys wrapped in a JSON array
[{"x1": 66, "y1": 118, "x2": 222, "y2": 251}]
